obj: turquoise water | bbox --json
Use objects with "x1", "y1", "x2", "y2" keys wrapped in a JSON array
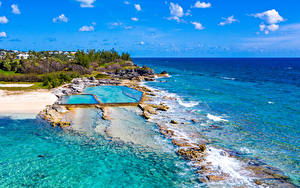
[
  {"x1": 61, "y1": 95, "x2": 99, "y2": 104},
  {"x1": 134, "y1": 58, "x2": 300, "y2": 186},
  {"x1": 84, "y1": 86, "x2": 143, "y2": 103},
  {"x1": 0, "y1": 116, "x2": 195, "y2": 187}
]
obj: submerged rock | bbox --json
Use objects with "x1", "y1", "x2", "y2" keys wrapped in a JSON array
[
  {"x1": 159, "y1": 127, "x2": 175, "y2": 137},
  {"x1": 151, "y1": 103, "x2": 169, "y2": 111},
  {"x1": 53, "y1": 121, "x2": 71, "y2": 128},
  {"x1": 52, "y1": 105, "x2": 67, "y2": 113},
  {"x1": 172, "y1": 139, "x2": 193, "y2": 147},
  {"x1": 191, "y1": 119, "x2": 198, "y2": 123},
  {"x1": 170, "y1": 120, "x2": 178, "y2": 124},
  {"x1": 177, "y1": 145, "x2": 206, "y2": 160},
  {"x1": 162, "y1": 96, "x2": 177, "y2": 101},
  {"x1": 144, "y1": 77, "x2": 155, "y2": 82},
  {"x1": 139, "y1": 104, "x2": 157, "y2": 115},
  {"x1": 142, "y1": 111, "x2": 151, "y2": 119},
  {"x1": 100, "y1": 107, "x2": 111, "y2": 120},
  {"x1": 206, "y1": 175, "x2": 226, "y2": 182},
  {"x1": 156, "y1": 71, "x2": 170, "y2": 78}
]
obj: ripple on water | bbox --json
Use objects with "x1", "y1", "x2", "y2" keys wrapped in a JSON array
[{"x1": 0, "y1": 117, "x2": 197, "y2": 187}]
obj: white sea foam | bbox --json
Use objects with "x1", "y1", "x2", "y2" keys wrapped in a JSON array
[
  {"x1": 268, "y1": 101, "x2": 274, "y2": 104},
  {"x1": 240, "y1": 147, "x2": 252, "y2": 154},
  {"x1": 221, "y1": 76, "x2": 236, "y2": 80},
  {"x1": 138, "y1": 82, "x2": 261, "y2": 186},
  {"x1": 206, "y1": 146, "x2": 254, "y2": 186},
  {"x1": 207, "y1": 114, "x2": 228, "y2": 122},
  {"x1": 178, "y1": 99, "x2": 199, "y2": 108}
]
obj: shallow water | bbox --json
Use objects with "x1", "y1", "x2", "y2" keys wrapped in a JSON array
[
  {"x1": 84, "y1": 86, "x2": 143, "y2": 103},
  {"x1": 134, "y1": 58, "x2": 300, "y2": 186},
  {"x1": 0, "y1": 116, "x2": 196, "y2": 187},
  {"x1": 61, "y1": 95, "x2": 99, "y2": 105}
]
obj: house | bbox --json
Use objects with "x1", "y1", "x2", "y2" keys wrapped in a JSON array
[{"x1": 16, "y1": 54, "x2": 29, "y2": 59}]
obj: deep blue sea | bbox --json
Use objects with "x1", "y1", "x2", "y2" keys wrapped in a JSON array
[
  {"x1": 134, "y1": 58, "x2": 300, "y2": 186},
  {"x1": 0, "y1": 58, "x2": 299, "y2": 187}
]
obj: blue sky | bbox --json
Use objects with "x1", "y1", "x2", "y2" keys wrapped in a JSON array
[{"x1": 0, "y1": 0, "x2": 300, "y2": 57}]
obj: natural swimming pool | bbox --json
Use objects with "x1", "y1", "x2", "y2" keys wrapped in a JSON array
[
  {"x1": 60, "y1": 95, "x2": 99, "y2": 105},
  {"x1": 60, "y1": 86, "x2": 143, "y2": 105},
  {"x1": 84, "y1": 86, "x2": 143, "y2": 103}
]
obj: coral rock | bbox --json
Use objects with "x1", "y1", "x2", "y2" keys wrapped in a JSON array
[{"x1": 206, "y1": 175, "x2": 226, "y2": 182}]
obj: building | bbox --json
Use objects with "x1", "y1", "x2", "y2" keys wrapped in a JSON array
[{"x1": 16, "y1": 54, "x2": 29, "y2": 59}]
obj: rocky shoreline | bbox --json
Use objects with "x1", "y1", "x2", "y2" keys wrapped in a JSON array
[{"x1": 38, "y1": 69, "x2": 296, "y2": 187}]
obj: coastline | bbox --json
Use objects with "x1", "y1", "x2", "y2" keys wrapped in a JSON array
[{"x1": 0, "y1": 71, "x2": 297, "y2": 187}]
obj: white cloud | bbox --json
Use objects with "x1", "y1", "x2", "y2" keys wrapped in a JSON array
[
  {"x1": 125, "y1": 26, "x2": 133, "y2": 29},
  {"x1": 218, "y1": 16, "x2": 238, "y2": 26},
  {"x1": 140, "y1": 41, "x2": 145, "y2": 45},
  {"x1": 259, "y1": 22, "x2": 280, "y2": 34},
  {"x1": 168, "y1": 2, "x2": 184, "y2": 22},
  {"x1": 111, "y1": 22, "x2": 132, "y2": 30},
  {"x1": 259, "y1": 23, "x2": 266, "y2": 31},
  {"x1": 131, "y1": 17, "x2": 138, "y2": 21},
  {"x1": 124, "y1": 1, "x2": 130, "y2": 5},
  {"x1": 0, "y1": 31, "x2": 7, "y2": 38},
  {"x1": 253, "y1": 9, "x2": 285, "y2": 35},
  {"x1": 111, "y1": 22, "x2": 122, "y2": 26},
  {"x1": 0, "y1": 16, "x2": 8, "y2": 24},
  {"x1": 53, "y1": 14, "x2": 69, "y2": 23},
  {"x1": 79, "y1": 25, "x2": 94, "y2": 32},
  {"x1": 241, "y1": 23, "x2": 300, "y2": 52},
  {"x1": 267, "y1": 24, "x2": 279, "y2": 31},
  {"x1": 191, "y1": 21, "x2": 205, "y2": 30},
  {"x1": 185, "y1": 9, "x2": 192, "y2": 16},
  {"x1": 76, "y1": 0, "x2": 96, "y2": 8},
  {"x1": 253, "y1": 9, "x2": 284, "y2": 24},
  {"x1": 192, "y1": 1, "x2": 211, "y2": 8},
  {"x1": 134, "y1": 4, "x2": 141, "y2": 11},
  {"x1": 11, "y1": 4, "x2": 21, "y2": 14}
]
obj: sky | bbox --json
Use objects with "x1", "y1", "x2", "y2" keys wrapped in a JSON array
[{"x1": 0, "y1": 0, "x2": 300, "y2": 57}]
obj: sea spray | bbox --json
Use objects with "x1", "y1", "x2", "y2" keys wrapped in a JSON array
[{"x1": 138, "y1": 81, "x2": 295, "y2": 187}]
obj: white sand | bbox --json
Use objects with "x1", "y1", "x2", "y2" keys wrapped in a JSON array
[
  {"x1": 0, "y1": 84, "x2": 34, "y2": 87},
  {"x1": 0, "y1": 89, "x2": 57, "y2": 115}
]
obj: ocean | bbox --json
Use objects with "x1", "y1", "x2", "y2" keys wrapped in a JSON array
[
  {"x1": 0, "y1": 58, "x2": 299, "y2": 187},
  {"x1": 134, "y1": 58, "x2": 300, "y2": 186}
]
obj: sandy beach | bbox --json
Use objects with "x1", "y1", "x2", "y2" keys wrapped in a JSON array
[
  {"x1": 0, "y1": 84, "x2": 34, "y2": 87},
  {"x1": 0, "y1": 89, "x2": 57, "y2": 115}
]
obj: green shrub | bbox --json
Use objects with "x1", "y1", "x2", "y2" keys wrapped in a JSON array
[
  {"x1": 95, "y1": 73, "x2": 110, "y2": 79},
  {"x1": 42, "y1": 72, "x2": 79, "y2": 88}
]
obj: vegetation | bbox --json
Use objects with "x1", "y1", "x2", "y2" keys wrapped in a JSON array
[
  {"x1": 0, "y1": 49, "x2": 133, "y2": 88},
  {"x1": 42, "y1": 72, "x2": 79, "y2": 88},
  {"x1": 74, "y1": 49, "x2": 131, "y2": 68},
  {"x1": 95, "y1": 73, "x2": 111, "y2": 79}
]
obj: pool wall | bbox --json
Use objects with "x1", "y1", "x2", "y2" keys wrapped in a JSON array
[{"x1": 59, "y1": 86, "x2": 146, "y2": 108}]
